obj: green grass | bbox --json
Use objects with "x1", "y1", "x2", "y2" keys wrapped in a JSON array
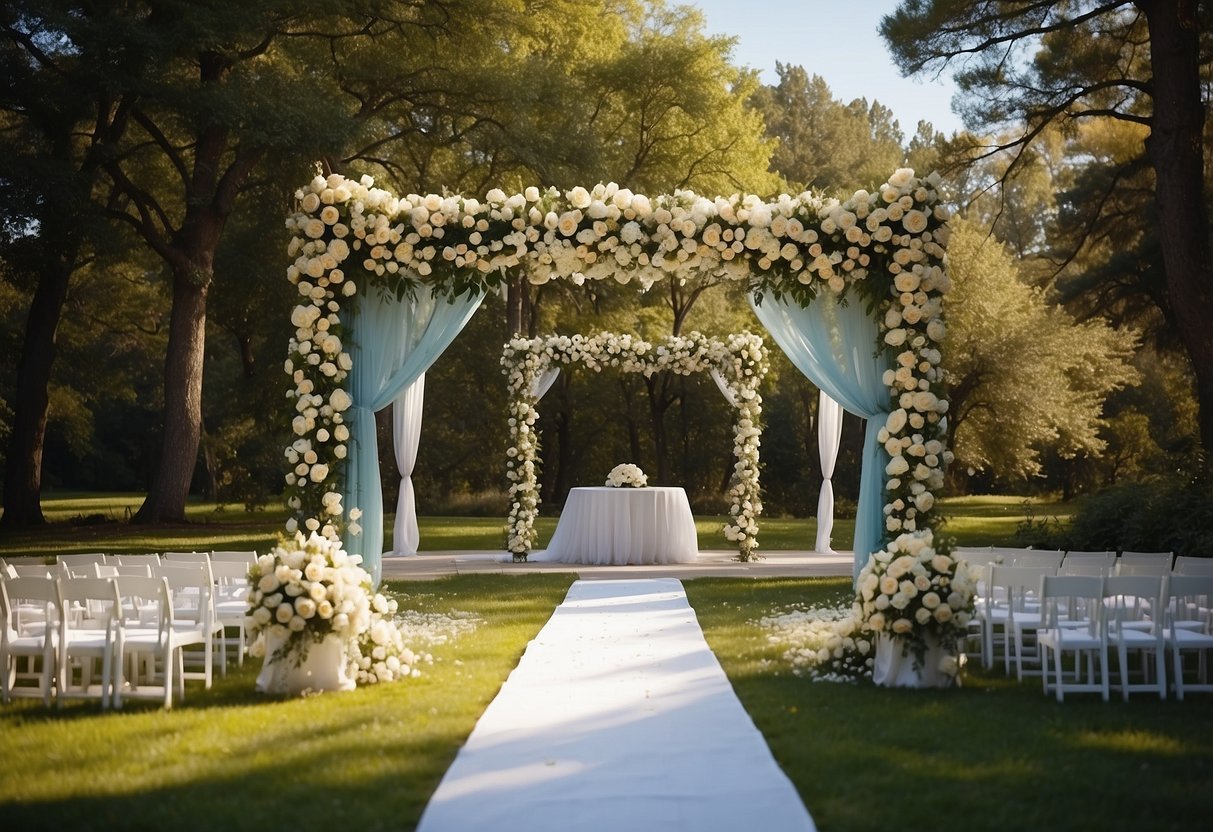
[
  {"x1": 3, "y1": 569, "x2": 1210, "y2": 831},
  {"x1": 0, "y1": 573, "x2": 575, "y2": 831},
  {"x1": 0, "y1": 492, "x2": 1066, "y2": 559},
  {"x1": 685, "y1": 577, "x2": 1213, "y2": 832}
]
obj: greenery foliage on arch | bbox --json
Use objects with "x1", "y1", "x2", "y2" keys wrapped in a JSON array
[
  {"x1": 501, "y1": 331, "x2": 768, "y2": 560},
  {"x1": 281, "y1": 169, "x2": 951, "y2": 618}
]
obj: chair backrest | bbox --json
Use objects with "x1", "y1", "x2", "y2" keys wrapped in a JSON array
[
  {"x1": 1, "y1": 576, "x2": 58, "y2": 636},
  {"x1": 56, "y1": 576, "x2": 118, "y2": 628},
  {"x1": 113, "y1": 575, "x2": 173, "y2": 630},
  {"x1": 1059, "y1": 561, "x2": 1111, "y2": 577},
  {"x1": 161, "y1": 552, "x2": 208, "y2": 563},
  {"x1": 1173, "y1": 556, "x2": 1213, "y2": 576},
  {"x1": 988, "y1": 565, "x2": 1055, "y2": 609},
  {"x1": 1040, "y1": 575, "x2": 1104, "y2": 633},
  {"x1": 1062, "y1": 551, "x2": 1117, "y2": 567},
  {"x1": 1118, "y1": 550, "x2": 1174, "y2": 566},
  {"x1": 1164, "y1": 575, "x2": 1213, "y2": 629},
  {"x1": 56, "y1": 553, "x2": 108, "y2": 577},
  {"x1": 111, "y1": 553, "x2": 161, "y2": 566},
  {"x1": 1114, "y1": 561, "x2": 1171, "y2": 577},
  {"x1": 1103, "y1": 574, "x2": 1165, "y2": 631},
  {"x1": 1009, "y1": 550, "x2": 1065, "y2": 569},
  {"x1": 210, "y1": 550, "x2": 257, "y2": 566},
  {"x1": 153, "y1": 563, "x2": 214, "y2": 626},
  {"x1": 9, "y1": 563, "x2": 53, "y2": 578},
  {"x1": 955, "y1": 548, "x2": 1003, "y2": 569}
]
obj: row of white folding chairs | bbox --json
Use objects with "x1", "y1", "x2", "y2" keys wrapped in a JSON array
[
  {"x1": 974, "y1": 567, "x2": 1213, "y2": 698},
  {"x1": 973, "y1": 560, "x2": 1213, "y2": 676},
  {"x1": 1032, "y1": 574, "x2": 1213, "y2": 701},
  {"x1": 1, "y1": 569, "x2": 220, "y2": 709},
  {"x1": 3, "y1": 552, "x2": 255, "y2": 671}
]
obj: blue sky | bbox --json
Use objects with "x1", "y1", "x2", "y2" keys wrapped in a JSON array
[{"x1": 686, "y1": 1, "x2": 964, "y2": 135}]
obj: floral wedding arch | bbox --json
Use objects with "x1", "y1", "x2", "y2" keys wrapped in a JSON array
[
  {"x1": 501, "y1": 331, "x2": 767, "y2": 560},
  {"x1": 281, "y1": 169, "x2": 954, "y2": 620}
]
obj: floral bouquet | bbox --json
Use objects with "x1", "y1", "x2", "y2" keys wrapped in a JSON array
[
  {"x1": 605, "y1": 463, "x2": 648, "y2": 488},
  {"x1": 246, "y1": 531, "x2": 417, "y2": 686},
  {"x1": 855, "y1": 529, "x2": 977, "y2": 680}
]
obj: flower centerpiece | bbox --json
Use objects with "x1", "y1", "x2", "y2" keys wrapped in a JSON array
[
  {"x1": 605, "y1": 463, "x2": 648, "y2": 488},
  {"x1": 246, "y1": 531, "x2": 417, "y2": 693},
  {"x1": 855, "y1": 529, "x2": 977, "y2": 687}
]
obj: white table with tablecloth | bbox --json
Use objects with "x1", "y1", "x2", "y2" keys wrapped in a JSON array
[{"x1": 537, "y1": 486, "x2": 699, "y2": 565}]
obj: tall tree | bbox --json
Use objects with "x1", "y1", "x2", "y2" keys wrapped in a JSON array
[
  {"x1": 0, "y1": 3, "x2": 111, "y2": 526},
  {"x1": 883, "y1": 0, "x2": 1213, "y2": 460},
  {"x1": 943, "y1": 217, "x2": 1139, "y2": 485}
]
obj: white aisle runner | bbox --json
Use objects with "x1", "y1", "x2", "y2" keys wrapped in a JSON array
[{"x1": 416, "y1": 578, "x2": 816, "y2": 832}]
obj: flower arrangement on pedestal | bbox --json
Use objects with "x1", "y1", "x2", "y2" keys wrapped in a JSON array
[
  {"x1": 855, "y1": 529, "x2": 977, "y2": 684},
  {"x1": 605, "y1": 464, "x2": 648, "y2": 488},
  {"x1": 246, "y1": 532, "x2": 418, "y2": 691}
]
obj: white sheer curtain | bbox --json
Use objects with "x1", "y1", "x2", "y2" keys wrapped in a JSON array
[
  {"x1": 815, "y1": 391, "x2": 844, "y2": 554},
  {"x1": 532, "y1": 366, "x2": 561, "y2": 401},
  {"x1": 749, "y1": 291, "x2": 893, "y2": 583},
  {"x1": 389, "y1": 374, "x2": 425, "y2": 557}
]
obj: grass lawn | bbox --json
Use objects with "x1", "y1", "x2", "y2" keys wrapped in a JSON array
[
  {"x1": 0, "y1": 574, "x2": 576, "y2": 831},
  {"x1": 0, "y1": 492, "x2": 1069, "y2": 559},
  {"x1": 2, "y1": 572, "x2": 1209, "y2": 831},
  {"x1": 685, "y1": 577, "x2": 1213, "y2": 832}
]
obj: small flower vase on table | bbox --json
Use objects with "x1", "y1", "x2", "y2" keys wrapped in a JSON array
[
  {"x1": 872, "y1": 632, "x2": 960, "y2": 689},
  {"x1": 255, "y1": 630, "x2": 356, "y2": 696}
]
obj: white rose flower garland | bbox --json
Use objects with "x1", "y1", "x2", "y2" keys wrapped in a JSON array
[{"x1": 501, "y1": 331, "x2": 768, "y2": 560}]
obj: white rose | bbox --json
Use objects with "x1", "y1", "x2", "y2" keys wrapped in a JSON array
[
  {"x1": 886, "y1": 455, "x2": 910, "y2": 477},
  {"x1": 886, "y1": 409, "x2": 907, "y2": 434},
  {"x1": 330, "y1": 389, "x2": 352, "y2": 411}
]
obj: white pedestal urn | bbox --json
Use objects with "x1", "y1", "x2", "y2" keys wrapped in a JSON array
[
  {"x1": 255, "y1": 630, "x2": 356, "y2": 695},
  {"x1": 872, "y1": 632, "x2": 960, "y2": 688}
]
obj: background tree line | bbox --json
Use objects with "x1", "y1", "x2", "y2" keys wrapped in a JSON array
[{"x1": 0, "y1": 1, "x2": 1206, "y2": 539}]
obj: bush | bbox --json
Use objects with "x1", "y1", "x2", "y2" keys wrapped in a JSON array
[{"x1": 1024, "y1": 481, "x2": 1213, "y2": 556}]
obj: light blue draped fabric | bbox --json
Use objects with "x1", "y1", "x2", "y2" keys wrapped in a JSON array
[
  {"x1": 749, "y1": 291, "x2": 894, "y2": 583},
  {"x1": 343, "y1": 287, "x2": 484, "y2": 585}
]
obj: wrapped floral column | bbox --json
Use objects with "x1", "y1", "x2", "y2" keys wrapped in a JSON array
[{"x1": 247, "y1": 532, "x2": 420, "y2": 695}]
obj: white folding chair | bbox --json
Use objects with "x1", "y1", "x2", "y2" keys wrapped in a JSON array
[
  {"x1": 1060, "y1": 561, "x2": 1111, "y2": 577},
  {"x1": 209, "y1": 560, "x2": 252, "y2": 669},
  {"x1": 1038, "y1": 575, "x2": 1109, "y2": 702},
  {"x1": 1163, "y1": 575, "x2": 1213, "y2": 700},
  {"x1": 989, "y1": 562, "x2": 1057, "y2": 679},
  {"x1": 1, "y1": 576, "x2": 59, "y2": 706},
  {"x1": 152, "y1": 564, "x2": 217, "y2": 688},
  {"x1": 55, "y1": 576, "x2": 117, "y2": 709},
  {"x1": 111, "y1": 575, "x2": 179, "y2": 709},
  {"x1": 1104, "y1": 575, "x2": 1166, "y2": 701}
]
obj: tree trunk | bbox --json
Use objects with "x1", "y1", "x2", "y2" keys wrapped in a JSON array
[
  {"x1": 0, "y1": 253, "x2": 76, "y2": 528},
  {"x1": 1142, "y1": 0, "x2": 1213, "y2": 460},
  {"x1": 133, "y1": 264, "x2": 211, "y2": 523}
]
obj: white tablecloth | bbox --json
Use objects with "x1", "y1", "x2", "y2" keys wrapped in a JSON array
[{"x1": 539, "y1": 486, "x2": 699, "y2": 565}]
